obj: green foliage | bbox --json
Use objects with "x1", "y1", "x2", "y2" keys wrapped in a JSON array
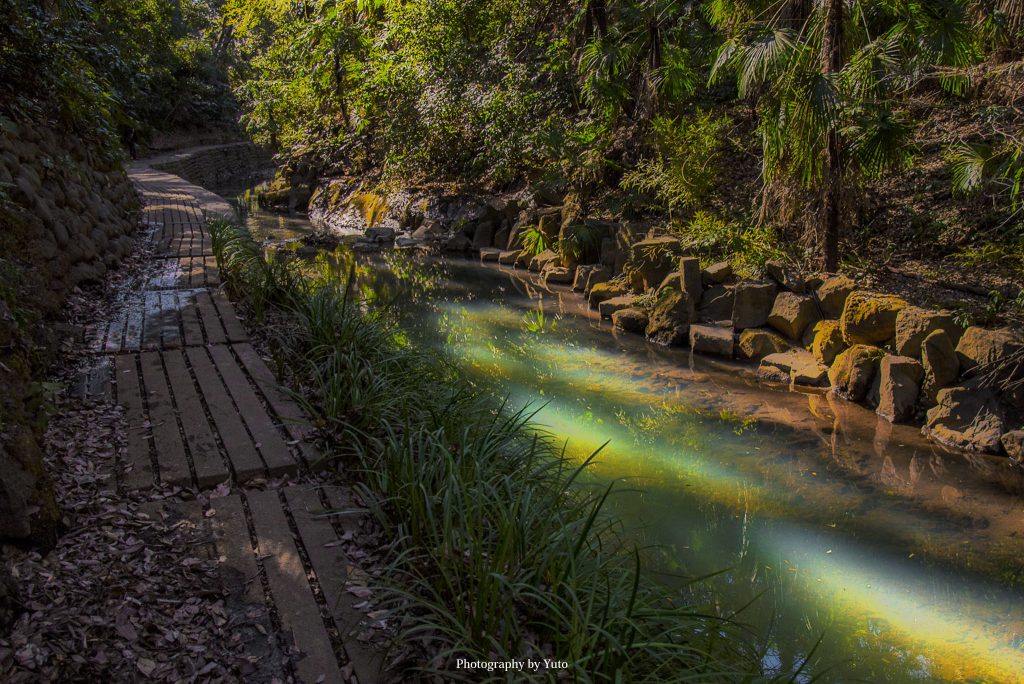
[
  {"x1": 947, "y1": 138, "x2": 1024, "y2": 210},
  {"x1": 622, "y1": 112, "x2": 731, "y2": 217},
  {"x1": 210, "y1": 221, "x2": 769, "y2": 681},
  {"x1": 518, "y1": 224, "x2": 549, "y2": 256},
  {"x1": 1, "y1": 0, "x2": 235, "y2": 149},
  {"x1": 670, "y1": 211, "x2": 786, "y2": 276}
]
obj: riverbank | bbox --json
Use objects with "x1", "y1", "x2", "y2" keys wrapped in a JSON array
[{"x1": 282, "y1": 176, "x2": 1024, "y2": 461}]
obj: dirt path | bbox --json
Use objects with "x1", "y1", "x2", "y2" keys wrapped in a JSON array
[{"x1": 1, "y1": 155, "x2": 383, "y2": 684}]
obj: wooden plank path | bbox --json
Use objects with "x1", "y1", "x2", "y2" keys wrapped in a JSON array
[{"x1": 94, "y1": 159, "x2": 385, "y2": 684}]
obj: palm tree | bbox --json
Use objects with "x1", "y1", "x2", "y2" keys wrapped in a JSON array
[{"x1": 710, "y1": 0, "x2": 979, "y2": 271}]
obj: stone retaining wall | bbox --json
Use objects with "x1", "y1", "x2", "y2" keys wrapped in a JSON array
[
  {"x1": 0, "y1": 117, "x2": 140, "y2": 546},
  {"x1": 150, "y1": 142, "x2": 273, "y2": 196}
]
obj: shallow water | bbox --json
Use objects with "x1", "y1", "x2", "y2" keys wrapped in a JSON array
[{"x1": 240, "y1": 204, "x2": 1024, "y2": 683}]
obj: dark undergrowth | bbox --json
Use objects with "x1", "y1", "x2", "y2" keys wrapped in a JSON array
[{"x1": 208, "y1": 221, "x2": 808, "y2": 683}]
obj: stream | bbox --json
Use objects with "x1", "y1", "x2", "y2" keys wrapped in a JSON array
[{"x1": 236, "y1": 198, "x2": 1024, "y2": 683}]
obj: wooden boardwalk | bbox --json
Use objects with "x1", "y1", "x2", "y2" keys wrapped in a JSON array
[{"x1": 102, "y1": 160, "x2": 383, "y2": 684}]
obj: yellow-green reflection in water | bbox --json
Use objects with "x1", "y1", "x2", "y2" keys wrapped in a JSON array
[{"x1": 241, "y1": 203, "x2": 1024, "y2": 682}]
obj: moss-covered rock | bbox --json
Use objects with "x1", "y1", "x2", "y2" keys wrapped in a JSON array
[
  {"x1": 645, "y1": 290, "x2": 695, "y2": 346},
  {"x1": 840, "y1": 291, "x2": 908, "y2": 345},
  {"x1": 809, "y1": 320, "x2": 847, "y2": 365},
  {"x1": 828, "y1": 344, "x2": 885, "y2": 401},
  {"x1": 815, "y1": 275, "x2": 856, "y2": 318},
  {"x1": 612, "y1": 307, "x2": 649, "y2": 335},
  {"x1": 588, "y1": 281, "x2": 628, "y2": 307},
  {"x1": 737, "y1": 328, "x2": 791, "y2": 360}
]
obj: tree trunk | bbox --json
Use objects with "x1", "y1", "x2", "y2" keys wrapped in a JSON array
[
  {"x1": 819, "y1": 0, "x2": 843, "y2": 272},
  {"x1": 333, "y1": 50, "x2": 350, "y2": 129}
]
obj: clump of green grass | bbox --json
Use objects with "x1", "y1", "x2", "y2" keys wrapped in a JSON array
[{"x1": 210, "y1": 220, "x2": 776, "y2": 682}]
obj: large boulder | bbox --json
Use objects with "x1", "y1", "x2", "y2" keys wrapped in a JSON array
[
  {"x1": 1000, "y1": 430, "x2": 1023, "y2": 459},
  {"x1": 765, "y1": 260, "x2": 805, "y2": 293},
  {"x1": 840, "y1": 291, "x2": 908, "y2": 345},
  {"x1": 921, "y1": 330, "x2": 959, "y2": 406},
  {"x1": 573, "y1": 264, "x2": 610, "y2": 292},
  {"x1": 815, "y1": 275, "x2": 856, "y2": 318},
  {"x1": 598, "y1": 294, "x2": 639, "y2": 319},
  {"x1": 645, "y1": 290, "x2": 695, "y2": 346},
  {"x1": 689, "y1": 325, "x2": 734, "y2": 357},
  {"x1": 699, "y1": 284, "x2": 735, "y2": 322},
  {"x1": 702, "y1": 261, "x2": 733, "y2": 285},
  {"x1": 732, "y1": 281, "x2": 777, "y2": 330},
  {"x1": 809, "y1": 320, "x2": 847, "y2": 365},
  {"x1": 955, "y1": 326, "x2": 1023, "y2": 373},
  {"x1": 767, "y1": 292, "x2": 820, "y2": 341},
  {"x1": 612, "y1": 308, "x2": 649, "y2": 335},
  {"x1": 758, "y1": 349, "x2": 828, "y2": 387},
  {"x1": 472, "y1": 221, "x2": 495, "y2": 249},
  {"x1": 828, "y1": 344, "x2": 885, "y2": 401},
  {"x1": 679, "y1": 257, "x2": 703, "y2": 307},
  {"x1": 737, "y1": 328, "x2": 791, "y2": 360},
  {"x1": 924, "y1": 384, "x2": 1005, "y2": 454},
  {"x1": 588, "y1": 281, "x2": 628, "y2": 307},
  {"x1": 877, "y1": 355, "x2": 924, "y2": 423},
  {"x1": 894, "y1": 307, "x2": 963, "y2": 358},
  {"x1": 497, "y1": 249, "x2": 521, "y2": 265},
  {"x1": 443, "y1": 233, "x2": 473, "y2": 252},
  {"x1": 529, "y1": 249, "x2": 559, "y2": 273},
  {"x1": 627, "y1": 236, "x2": 679, "y2": 290},
  {"x1": 544, "y1": 266, "x2": 575, "y2": 285}
]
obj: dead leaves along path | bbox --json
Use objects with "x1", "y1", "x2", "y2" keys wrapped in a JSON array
[{"x1": 0, "y1": 158, "x2": 385, "y2": 683}]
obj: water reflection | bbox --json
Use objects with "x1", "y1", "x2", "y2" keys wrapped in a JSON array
[{"x1": 242, "y1": 203, "x2": 1024, "y2": 683}]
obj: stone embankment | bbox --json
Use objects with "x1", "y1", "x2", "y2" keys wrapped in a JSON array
[
  {"x1": 303, "y1": 177, "x2": 1024, "y2": 458},
  {"x1": 0, "y1": 117, "x2": 140, "y2": 547}
]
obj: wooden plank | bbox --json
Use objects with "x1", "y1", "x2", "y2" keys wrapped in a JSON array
[
  {"x1": 142, "y1": 291, "x2": 162, "y2": 350},
  {"x1": 248, "y1": 489, "x2": 345, "y2": 684},
  {"x1": 205, "y1": 257, "x2": 220, "y2": 287},
  {"x1": 285, "y1": 488, "x2": 384, "y2": 684},
  {"x1": 138, "y1": 352, "x2": 192, "y2": 487},
  {"x1": 233, "y1": 343, "x2": 318, "y2": 467},
  {"x1": 208, "y1": 345, "x2": 296, "y2": 477},
  {"x1": 123, "y1": 296, "x2": 144, "y2": 352},
  {"x1": 178, "y1": 290, "x2": 204, "y2": 346},
  {"x1": 185, "y1": 347, "x2": 265, "y2": 482},
  {"x1": 114, "y1": 355, "x2": 155, "y2": 491},
  {"x1": 209, "y1": 494, "x2": 263, "y2": 604},
  {"x1": 211, "y1": 291, "x2": 248, "y2": 343},
  {"x1": 104, "y1": 313, "x2": 126, "y2": 353},
  {"x1": 160, "y1": 291, "x2": 182, "y2": 349},
  {"x1": 162, "y1": 351, "x2": 226, "y2": 489},
  {"x1": 194, "y1": 291, "x2": 227, "y2": 345}
]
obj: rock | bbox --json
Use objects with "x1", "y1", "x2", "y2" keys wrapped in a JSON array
[
  {"x1": 588, "y1": 281, "x2": 628, "y2": 307},
  {"x1": 737, "y1": 328, "x2": 791, "y2": 360},
  {"x1": 645, "y1": 290, "x2": 695, "y2": 346},
  {"x1": 1001, "y1": 430, "x2": 1024, "y2": 459},
  {"x1": 921, "y1": 329, "x2": 960, "y2": 406},
  {"x1": 829, "y1": 344, "x2": 885, "y2": 401},
  {"x1": 731, "y1": 281, "x2": 777, "y2": 330},
  {"x1": 809, "y1": 320, "x2": 847, "y2": 365},
  {"x1": 699, "y1": 284, "x2": 735, "y2": 322},
  {"x1": 840, "y1": 291, "x2": 908, "y2": 345},
  {"x1": 924, "y1": 384, "x2": 1005, "y2": 454},
  {"x1": 894, "y1": 307, "x2": 963, "y2": 358},
  {"x1": 529, "y1": 249, "x2": 559, "y2": 272},
  {"x1": 815, "y1": 274, "x2": 856, "y2": 318},
  {"x1": 479, "y1": 248, "x2": 501, "y2": 262},
  {"x1": 758, "y1": 349, "x2": 828, "y2": 387},
  {"x1": 767, "y1": 292, "x2": 820, "y2": 341},
  {"x1": 627, "y1": 236, "x2": 679, "y2": 290},
  {"x1": 679, "y1": 257, "x2": 703, "y2": 306},
  {"x1": 598, "y1": 294, "x2": 638, "y2": 318},
  {"x1": 877, "y1": 355, "x2": 924, "y2": 423},
  {"x1": 544, "y1": 266, "x2": 575, "y2": 285},
  {"x1": 689, "y1": 325, "x2": 734, "y2": 357},
  {"x1": 492, "y1": 227, "x2": 510, "y2": 250},
  {"x1": 765, "y1": 260, "x2": 804, "y2": 293},
  {"x1": 573, "y1": 264, "x2": 609, "y2": 292},
  {"x1": 955, "y1": 326, "x2": 1023, "y2": 372},
  {"x1": 702, "y1": 261, "x2": 733, "y2": 285},
  {"x1": 472, "y1": 221, "x2": 495, "y2": 249},
  {"x1": 612, "y1": 308, "x2": 649, "y2": 335},
  {"x1": 537, "y1": 208, "x2": 561, "y2": 238},
  {"x1": 443, "y1": 234, "x2": 472, "y2": 252},
  {"x1": 498, "y1": 249, "x2": 521, "y2": 265}
]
